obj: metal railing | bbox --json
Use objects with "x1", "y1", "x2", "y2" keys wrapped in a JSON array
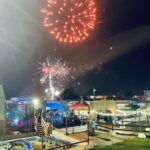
[
  {"x1": 97, "y1": 121, "x2": 150, "y2": 137},
  {"x1": 44, "y1": 139, "x2": 89, "y2": 150}
]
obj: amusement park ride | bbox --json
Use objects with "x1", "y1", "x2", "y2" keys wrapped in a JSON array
[
  {"x1": 0, "y1": 80, "x2": 68, "y2": 138},
  {"x1": 33, "y1": 98, "x2": 53, "y2": 138}
]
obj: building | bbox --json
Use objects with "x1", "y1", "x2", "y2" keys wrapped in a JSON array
[{"x1": 144, "y1": 90, "x2": 150, "y2": 101}]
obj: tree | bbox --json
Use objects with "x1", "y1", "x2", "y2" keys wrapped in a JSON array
[
  {"x1": 61, "y1": 87, "x2": 79, "y2": 100},
  {"x1": 124, "y1": 89, "x2": 133, "y2": 99}
]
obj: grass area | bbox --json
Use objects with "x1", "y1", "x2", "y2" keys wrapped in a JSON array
[
  {"x1": 11, "y1": 146, "x2": 25, "y2": 150},
  {"x1": 91, "y1": 138, "x2": 150, "y2": 150}
]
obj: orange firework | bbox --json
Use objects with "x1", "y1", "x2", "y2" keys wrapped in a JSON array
[{"x1": 41, "y1": 0, "x2": 97, "y2": 43}]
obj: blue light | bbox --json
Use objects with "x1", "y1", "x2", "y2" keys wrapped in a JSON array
[
  {"x1": 6, "y1": 112, "x2": 12, "y2": 116},
  {"x1": 14, "y1": 118, "x2": 19, "y2": 124},
  {"x1": 46, "y1": 102, "x2": 68, "y2": 112}
]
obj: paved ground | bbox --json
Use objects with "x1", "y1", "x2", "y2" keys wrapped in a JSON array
[
  {"x1": 67, "y1": 130, "x2": 123, "y2": 149},
  {"x1": 0, "y1": 127, "x2": 123, "y2": 150},
  {"x1": 69, "y1": 133, "x2": 88, "y2": 141},
  {"x1": 57, "y1": 125, "x2": 123, "y2": 149},
  {"x1": 57, "y1": 125, "x2": 87, "y2": 134},
  {"x1": 61, "y1": 128, "x2": 123, "y2": 148}
]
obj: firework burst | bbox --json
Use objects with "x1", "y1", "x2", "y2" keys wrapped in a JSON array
[
  {"x1": 39, "y1": 56, "x2": 71, "y2": 100},
  {"x1": 41, "y1": 0, "x2": 97, "y2": 43}
]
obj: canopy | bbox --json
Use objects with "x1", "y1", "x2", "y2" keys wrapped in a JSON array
[{"x1": 70, "y1": 101, "x2": 89, "y2": 110}]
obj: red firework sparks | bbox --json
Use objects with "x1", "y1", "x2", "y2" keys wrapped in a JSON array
[{"x1": 41, "y1": 0, "x2": 97, "y2": 43}]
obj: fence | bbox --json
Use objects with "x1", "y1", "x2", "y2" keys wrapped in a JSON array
[
  {"x1": 0, "y1": 132, "x2": 37, "y2": 141},
  {"x1": 97, "y1": 121, "x2": 150, "y2": 138},
  {"x1": 44, "y1": 139, "x2": 89, "y2": 150}
]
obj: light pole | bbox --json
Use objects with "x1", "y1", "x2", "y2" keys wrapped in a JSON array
[
  {"x1": 93, "y1": 88, "x2": 96, "y2": 101},
  {"x1": 33, "y1": 98, "x2": 44, "y2": 150}
]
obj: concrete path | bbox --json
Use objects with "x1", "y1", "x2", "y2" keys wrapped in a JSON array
[{"x1": 57, "y1": 125, "x2": 87, "y2": 134}]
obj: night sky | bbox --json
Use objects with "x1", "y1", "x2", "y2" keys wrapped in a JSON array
[{"x1": 0, "y1": 0, "x2": 150, "y2": 98}]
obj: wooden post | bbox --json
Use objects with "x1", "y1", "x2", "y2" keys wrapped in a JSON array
[
  {"x1": 65, "y1": 111, "x2": 68, "y2": 135},
  {"x1": 112, "y1": 117, "x2": 114, "y2": 131},
  {"x1": 42, "y1": 131, "x2": 44, "y2": 150},
  {"x1": 139, "y1": 114, "x2": 141, "y2": 132},
  {"x1": 87, "y1": 105, "x2": 90, "y2": 144},
  {"x1": 72, "y1": 119, "x2": 75, "y2": 134},
  {"x1": 66, "y1": 116, "x2": 68, "y2": 135}
]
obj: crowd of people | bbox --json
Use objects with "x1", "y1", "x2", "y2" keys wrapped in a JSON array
[{"x1": 45, "y1": 109, "x2": 64, "y2": 126}]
